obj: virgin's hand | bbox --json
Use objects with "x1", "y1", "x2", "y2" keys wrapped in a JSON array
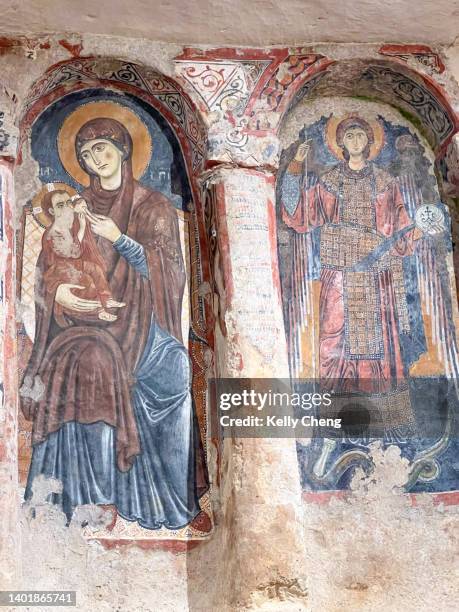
[
  {"x1": 55, "y1": 284, "x2": 102, "y2": 312},
  {"x1": 85, "y1": 211, "x2": 122, "y2": 243}
]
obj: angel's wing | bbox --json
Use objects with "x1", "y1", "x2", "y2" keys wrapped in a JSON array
[
  {"x1": 277, "y1": 163, "x2": 321, "y2": 378},
  {"x1": 415, "y1": 234, "x2": 459, "y2": 382},
  {"x1": 399, "y1": 171, "x2": 459, "y2": 383}
]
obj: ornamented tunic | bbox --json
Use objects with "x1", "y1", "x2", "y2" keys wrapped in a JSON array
[{"x1": 281, "y1": 160, "x2": 416, "y2": 428}]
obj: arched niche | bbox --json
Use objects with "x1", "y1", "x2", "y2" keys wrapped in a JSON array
[
  {"x1": 14, "y1": 57, "x2": 214, "y2": 543},
  {"x1": 274, "y1": 58, "x2": 458, "y2": 203},
  {"x1": 275, "y1": 75, "x2": 459, "y2": 498},
  {"x1": 277, "y1": 58, "x2": 457, "y2": 148}
]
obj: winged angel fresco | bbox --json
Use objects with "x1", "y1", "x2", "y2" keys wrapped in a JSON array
[{"x1": 277, "y1": 113, "x2": 459, "y2": 493}]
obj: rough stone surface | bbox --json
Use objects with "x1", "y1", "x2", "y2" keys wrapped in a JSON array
[
  {"x1": 302, "y1": 444, "x2": 459, "y2": 612},
  {"x1": 1, "y1": 1, "x2": 459, "y2": 46}
]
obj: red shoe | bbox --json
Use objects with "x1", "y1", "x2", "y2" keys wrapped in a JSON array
[{"x1": 189, "y1": 511, "x2": 212, "y2": 533}]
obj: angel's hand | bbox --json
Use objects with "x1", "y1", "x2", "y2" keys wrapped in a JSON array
[{"x1": 294, "y1": 142, "x2": 311, "y2": 163}]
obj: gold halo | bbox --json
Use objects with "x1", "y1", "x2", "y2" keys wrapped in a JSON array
[
  {"x1": 325, "y1": 114, "x2": 385, "y2": 161},
  {"x1": 32, "y1": 182, "x2": 78, "y2": 228},
  {"x1": 57, "y1": 101, "x2": 152, "y2": 186}
]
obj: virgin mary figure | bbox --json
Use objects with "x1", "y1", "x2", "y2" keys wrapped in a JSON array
[
  {"x1": 280, "y1": 115, "x2": 420, "y2": 432},
  {"x1": 21, "y1": 116, "x2": 209, "y2": 530}
]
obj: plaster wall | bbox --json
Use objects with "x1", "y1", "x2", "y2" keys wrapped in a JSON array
[{"x1": 1, "y1": 0, "x2": 459, "y2": 46}]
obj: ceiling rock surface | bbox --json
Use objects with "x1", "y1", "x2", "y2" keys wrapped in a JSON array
[{"x1": 1, "y1": 0, "x2": 459, "y2": 46}]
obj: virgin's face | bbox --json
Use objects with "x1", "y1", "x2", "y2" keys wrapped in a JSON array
[
  {"x1": 79, "y1": 139, "x2": 123, "y2": 179},
  {"x1": 342, "y1": 128, "x2": 369, "y2": 157}
]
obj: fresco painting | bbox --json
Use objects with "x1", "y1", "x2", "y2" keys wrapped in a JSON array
[
  {"x1": 17, "y1": 90, "x2": 210, "y2": 534},
  {"x1": 277, "y1": 106, "x2": 459, "y2": 493}
]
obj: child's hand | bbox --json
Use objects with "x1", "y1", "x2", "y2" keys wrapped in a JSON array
[
  {"x1": 73, "y1": 197, "x2": 88, "y2": 214},
  {"x1": 77, "y1": 213, "x2": 87, "y2": 243}
]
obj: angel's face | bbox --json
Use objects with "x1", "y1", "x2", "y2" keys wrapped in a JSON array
[{"x1": 342, "y1": 128, "x2": 369, "y2": 157}]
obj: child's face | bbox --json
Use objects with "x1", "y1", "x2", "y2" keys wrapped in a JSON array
[{"x1": 50, "y1": 192, "x2": 74, "y2": 225}]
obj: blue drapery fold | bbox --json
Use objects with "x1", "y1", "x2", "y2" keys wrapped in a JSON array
[
  {"x1": 113, "y1": 233, "x2": 149, "y2": 278},
  {"x1": 25, "y1": 316, "x2": 201, "y2": 529}
]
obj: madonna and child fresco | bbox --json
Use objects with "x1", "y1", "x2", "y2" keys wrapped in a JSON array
[
  {"x1": 19, "y1": 93, "x2": 209, "y2": 533},
  {"x1": 278, "y1": 109, "x2": 459, "y2": 494}
]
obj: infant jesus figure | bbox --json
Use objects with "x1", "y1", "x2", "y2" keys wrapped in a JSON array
[{"x1": 40, "y1": 188, "x2": 125, "y2": 323}]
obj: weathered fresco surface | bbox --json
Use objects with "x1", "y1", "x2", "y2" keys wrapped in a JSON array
[
  {"x1": 0, "y1": 39, "x2": 456, "y2": 610},
  {"x1": 17, "y1": 89, "x2": 211, "y2": 536},
  {"x1": 277, "y1": 99, "x2": 459, "y2": 494}
]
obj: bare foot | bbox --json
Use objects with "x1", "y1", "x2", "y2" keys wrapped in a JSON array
[
  {"x1": 98, "y1": 504, "x2": 118, "y2": 531},
  {"x1": 106, "y1": 299, "x2": 126, "y2": 309},
  {"x1": 98, "y1": 310, "x2": 117, "y2": 322}
]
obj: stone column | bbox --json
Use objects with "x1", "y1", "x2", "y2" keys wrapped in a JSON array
[
  {"x1": 197, "y1": 166, "x2": 308, "y2": 610},
  {"x1": 0, "y1": 159, "x2": 20, "y2": 589}
]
